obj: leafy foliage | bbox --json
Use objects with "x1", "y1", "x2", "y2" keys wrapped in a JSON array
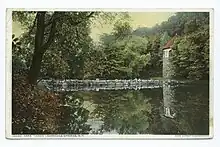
[
  {"x1": 59, "y1": 93, "x2": 91, "y2": 134},
  {"x1": 12, "y1": 74, "x2": 62, "y2": 134},
  {"x1": 84, "y1": 21, "x2": 162, "y2": 79},
  {"x1": 169, "y1": 13, "x2": 209, "y2": 80}
]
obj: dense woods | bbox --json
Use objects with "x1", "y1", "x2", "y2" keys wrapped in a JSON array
[
  {"x1": 12, "y1": 11, "x2": 209, "y2": 134},
  {"x1": 13, "y1": 12, "x2": 209, "y2": 82}
]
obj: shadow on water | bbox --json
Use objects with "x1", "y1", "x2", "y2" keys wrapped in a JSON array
[{"x1": 60, "y1": 80, "x2": 209, "y2": 135}]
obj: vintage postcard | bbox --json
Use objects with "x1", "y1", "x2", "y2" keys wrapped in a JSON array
[{"x1": 5, "y1": 8, "x2": 213, "y2": 139}]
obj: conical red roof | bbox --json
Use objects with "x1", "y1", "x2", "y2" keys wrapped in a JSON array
[{"x1": 162, "y1": 36, "x2": 176, "y2": 50}]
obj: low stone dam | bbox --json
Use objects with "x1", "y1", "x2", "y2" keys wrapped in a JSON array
[{"x1": 38, "y1": 79, "x2": 186, "y2": 92}]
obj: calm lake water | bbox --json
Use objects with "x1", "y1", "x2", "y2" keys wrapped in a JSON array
[{"x1": 62, "y1": 81, "x2": 209, "y2": 135}]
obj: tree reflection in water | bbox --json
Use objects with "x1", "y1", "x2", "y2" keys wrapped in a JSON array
[
  {"x1": 90, "y1": 90, "x2": 154, "y2": 134},
  {"x1": 60, "y1": 81, "x2": 209, "y2": 135}
]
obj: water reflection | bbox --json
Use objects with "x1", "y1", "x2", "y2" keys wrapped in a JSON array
[
  {"x1": 60, "y1": 81, "x2": 209, "y2": 135},
  {"x1": 163, "y1": 81, "x2": 176, "y2": 119}
]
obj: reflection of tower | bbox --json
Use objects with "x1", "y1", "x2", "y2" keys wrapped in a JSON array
[{"x1": 163, "y1": 81, "x2": 175, "y2": 118}]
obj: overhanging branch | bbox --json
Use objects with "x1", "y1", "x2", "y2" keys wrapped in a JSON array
[
  {"x1": 41, "y1": 12, "x2": 95, "y2": 51},
  {"x1": 71, "y1": 12, "x2": 95, "y2": 26},
  {"x1": 45, "y1": 12, "x2": 95, "y2": 27}
]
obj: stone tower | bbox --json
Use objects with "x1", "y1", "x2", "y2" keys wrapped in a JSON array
[{"x1": 162, "y1": 37, "x2": 175, "y2": 79}]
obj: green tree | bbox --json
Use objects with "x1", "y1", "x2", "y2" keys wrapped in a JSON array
[
  {"x1": 171, "y1": 28, "x2": 209, "y2": 80},
  {"x1": 13, "y1": 11, "x2": 96, "y2": 84}
]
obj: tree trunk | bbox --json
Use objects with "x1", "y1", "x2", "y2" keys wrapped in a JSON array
[
  {"x1": 28, "y1": 12, "x2": 46, "y2": 85},
  {"x1": 27, "y1": 12, "x2": 93, "y2": 84},
  {"x1": 28, "y1": 50, "x2": 44, "y2": 84}
]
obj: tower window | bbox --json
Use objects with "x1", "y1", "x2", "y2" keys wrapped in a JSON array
[{"x1": 164, "y1": 50, "x2": 170, "y2": 58}]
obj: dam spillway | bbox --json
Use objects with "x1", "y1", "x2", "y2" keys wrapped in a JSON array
[{"x1": 38, "y1": 79, "x2": 184, "y2": 92}]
